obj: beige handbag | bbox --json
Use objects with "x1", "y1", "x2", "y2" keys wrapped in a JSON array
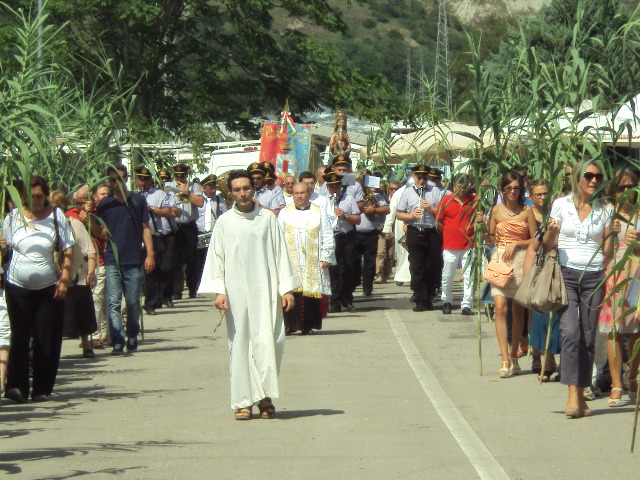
[
  {"x1": 483, "y1": 259, "x2": 514, "y2": 288},
  {"x1": 515, "y1": 248, "x2": 567, "y2": 313}
]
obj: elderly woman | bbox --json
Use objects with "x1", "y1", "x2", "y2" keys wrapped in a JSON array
[
  {"x1": 50, "y1": 190, "x2": 98, "y2": 359},
  {"x1": 1, "y1": 176, "x2": 75, "y2": 403},
  {"x1": 544, "y1": 160, "x2": 615, "y2": 418}
]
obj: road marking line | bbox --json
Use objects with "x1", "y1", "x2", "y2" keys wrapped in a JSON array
[{"x1": 385, "y1": 309, "x2": 510, "y2": 480}]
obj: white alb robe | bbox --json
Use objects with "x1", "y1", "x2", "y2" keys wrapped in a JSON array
[
  {"x1": 382, "y1": 185, "x2": 411, "y2": 282},
  {"x1": 200, "y1": 206, "x2": 300, "y2": 410},
  {"x1": 278, "y1": 203, "x2": 335, "y2": 297}
]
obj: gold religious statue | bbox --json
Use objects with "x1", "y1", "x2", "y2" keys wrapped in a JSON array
[{"x1": 329, "y1": 111, "x2": 351, "y2": 157}]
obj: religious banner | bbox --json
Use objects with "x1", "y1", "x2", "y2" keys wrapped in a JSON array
[{"x1": 259, "y1": 123, "x2": 312, "y2": 178}]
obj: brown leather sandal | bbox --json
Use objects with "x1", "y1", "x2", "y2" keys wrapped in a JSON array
[
  {"x1": 234, "y1": 407, "x2": 252, "y2": 420},
  {"x1": 258, "y1": 397, "x2": 276, "y2": 419}
]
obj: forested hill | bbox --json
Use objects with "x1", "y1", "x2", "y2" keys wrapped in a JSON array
[{"x1": 283, "y1": 0, "x2": 640, "y2": 112}]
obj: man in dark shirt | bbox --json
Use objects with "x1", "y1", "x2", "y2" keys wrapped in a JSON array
[{"x1": 92, "y1": 163, "x2": 155, "y2": 355}]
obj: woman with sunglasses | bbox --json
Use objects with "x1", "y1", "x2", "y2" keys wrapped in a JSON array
[
  {"x1": 486, "y1": 172, "x2": 537, "y2": 378},
  {"x1": 598, "y1": 169, "x2": 640, "y2": 407},
  {"x1": 544, "y1": 160, "x2": 615, "y2": 418}
]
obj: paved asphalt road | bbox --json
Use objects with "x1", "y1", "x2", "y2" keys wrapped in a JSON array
[{"x1": 2, "y1": 279, "x2": 639, "y2": 479}]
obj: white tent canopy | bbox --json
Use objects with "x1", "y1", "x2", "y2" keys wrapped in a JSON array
[{"x1": 360, "y1": 122, "x2": 494, "y2": 165}]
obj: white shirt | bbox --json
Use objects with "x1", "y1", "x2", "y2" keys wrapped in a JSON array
[
  {"x1": 3, "y1": 208, "x2": 75, "y2": 289},
  {"x1": 550, "y1": 195, "x2": 612, "y2": 272}
]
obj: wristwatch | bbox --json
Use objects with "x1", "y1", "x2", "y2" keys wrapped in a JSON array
[
  {"x1": 343, "y1": 213, "x2": 348, "y2": 219},
  {"x1": 150, "y1": 206, "x2": 155, "y2": 212}
]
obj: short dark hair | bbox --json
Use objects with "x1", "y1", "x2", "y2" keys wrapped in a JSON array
[
  {"x1": 227, "y1": 169, "x2": 252, "y2": 190},
  {"x1": 107, "y1": 163, "x2": 128, "y2": 178},
  {"x1": 299, "y1": 171, "x2": 315, "y2": 182},
  {"x1": 30, "y1": 175, "x2": 51, "y2": 206}
]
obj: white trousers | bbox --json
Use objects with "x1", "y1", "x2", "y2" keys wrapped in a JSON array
[{"x1": 440, "y1": 249, "x2": 474, "y2": 309}]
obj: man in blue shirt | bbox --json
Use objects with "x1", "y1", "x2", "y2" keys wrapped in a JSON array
[
  {"x1": 248, "y1": 162, "x2": 285, "y2": 214},
  {"x1": 396, "y1": 164, "x2": 445, "y2": 311},
  {"x1": 167, "y1": 164, "x2": 205, "y2": 299},
  {"x1": 319, "y1": 172, "x2": 361, "y2": 312},
  {"x1": 135, "y1": 166, "x2": 178, "y2": 315},
  {"x1": 92, "y1": 163, "x2": 155, "y2": 355}
]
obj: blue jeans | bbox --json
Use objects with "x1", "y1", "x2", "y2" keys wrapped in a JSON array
[{"x1": 105, "y1": 265, "x2": 143, "y2": 346}]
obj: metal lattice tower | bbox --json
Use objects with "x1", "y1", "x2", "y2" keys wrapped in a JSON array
[
  {"x1": 419, "y1": 50, "x2": 426, "y2": 106},
  {"x1": 405, "y1": 47, "x2": 412, "y2": 105},
  {"x1": 434, "y1": 0, "x2": 452, "y2": 118}
]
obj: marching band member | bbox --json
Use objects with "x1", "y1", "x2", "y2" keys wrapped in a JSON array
[{"x1": 396, "y1": 164, "x2": 445, "y2": 311}]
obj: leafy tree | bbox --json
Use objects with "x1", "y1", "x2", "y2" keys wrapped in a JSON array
[{"x1": 0, "y1": 0, "x2": 401, "y2": 135}]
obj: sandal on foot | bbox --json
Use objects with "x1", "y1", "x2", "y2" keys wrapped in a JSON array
[
  {"x1": 83, "y1": 348, "x2": 95, "y2": 359},
  {"x1": 531, "y1": 355, "x2": 542, "y2": 375},
  {"x1": 499, "y1": 361, "x2": 512, "y2": 378},
  {"x1": 608, "y1": 387, "x2": 624, "y2": 407},
  {"x1": 509, "y1": 358, "x2": 522, "y2": 376},
  {"x1": 538, "y1": 366, "x2": 556, "y2": 383},
  {"x1": 258, "y1": 397, "x2": 276, "y2": 419},
  {"x1": 565, "y1": 406, "x2": 582, "y2": 419},
  {"x1": 234, "y1": 407, "x2": 252, "y2": 420}
]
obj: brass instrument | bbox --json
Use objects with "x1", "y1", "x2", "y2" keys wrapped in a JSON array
[
  {"x1": 364, "y1": 187, "x2": 381, "y2": 221},
  {"x1": 163, "y1": 185, "x2": 191, "y2": 204},
  {"x1": 214, "y1": 170, "x2": 233, "y2": 208}
]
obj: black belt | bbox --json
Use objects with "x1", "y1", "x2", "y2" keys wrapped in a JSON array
[
  {"x1": 356, "y1": 230, "x2": 378, "y2": 235},
  {"x1": 409, "y1": 225, "x2": 436, "y2": 232}
]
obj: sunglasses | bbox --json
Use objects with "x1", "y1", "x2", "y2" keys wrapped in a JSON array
[
  {"x1": 415, "y1": 174, "x2": 428, "y2": 180},
  {"x1": 503, "y1": 186, "x2": 521, "y2": 192},
  {"x1": 616, "y1": 184, "x2": 635, "y2": 193},
  {"x1": 532, "y1": 192, "x2": 548, "y2": 198},
  {"x1": 583, "y1": 172, "x2": 604, "y2": 182}
]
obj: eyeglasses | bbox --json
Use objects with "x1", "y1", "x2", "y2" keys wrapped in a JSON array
[
  {"x1": 532, "y1": 192, "x2": 548, "y2": 198},
  {"x1": 616, "y1": 184, "x2": 635, "y2": 192},
  {"x1": 503, "y1": 186, "x2": 521, "y2": 192},
  {"x1": 583, "y1": 172, "x2": 604, "y2": 182}
]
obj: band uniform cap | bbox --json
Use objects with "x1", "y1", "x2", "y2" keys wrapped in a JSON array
[
  {"x1": 201, "y1": 174, "x2": 217, "y2": 186},
  {"x1": 174, "y1": 164, "x2": 190, "y2": 175},
  {"x1": 134, "y1": 166, "x2": 152, "y2": 178},
  {"x1": 248, "y1": 162, "x2": 264, "y2": 175},
  {"x1": 159, "y1": 168, "x2": 170, "y2": 179},
  {"x1": 428, "y1": 168, "x2": 443, "y2": 177},
  {"x1": 324, "y1": 166, "x2": 335, "y2": 176},
  {"x1": 331, "y1": 154, "x2": 350, "y2": 167},
  {"x1": 264, "y1": 172, "x2": 275, "y2": 181},
  {"x1": 411, "y1": 164, "x2": 429, "y2": 173},
  {"x1": 323, "y1": 173, "x2": 343, "y2": 185},
  {"x1": 261, "y1": 161, "x2": 275, "y2": 173}
]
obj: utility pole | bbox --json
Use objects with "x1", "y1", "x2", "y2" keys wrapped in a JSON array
[{"x1": 434, "y1": 0, "x2": 452, "y2": 118}]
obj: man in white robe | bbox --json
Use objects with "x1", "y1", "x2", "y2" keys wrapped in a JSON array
[
  {"x1": 278, "y1": 182, "x2": 335, "y2": 335},
  {"x1": 201, "y1": 170, "x2": 300, "y2": 420}
]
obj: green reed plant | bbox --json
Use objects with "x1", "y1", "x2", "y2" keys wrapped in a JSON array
[{"x1": 456, "y1": 1, "x2": 640, "y2": 450}]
